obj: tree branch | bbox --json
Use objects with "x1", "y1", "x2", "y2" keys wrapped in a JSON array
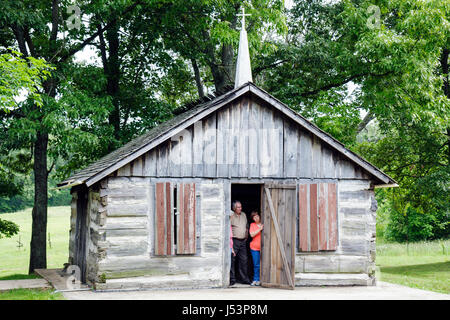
[
  {"x1": 50, "y1": 0, "x2": 60, "y2": 42},
  {"x1": 300, "y1": 71, "x2": 392, "y2": 97},
  {"x1": 357, "y1": 111, "x2": 375, "y2": 133},
  {"x1": 58, "y1": 1, "x2": 141, "y2": 64},
  {"x1": 11, "y1": 24, "x2": 28, "y2": 57}
]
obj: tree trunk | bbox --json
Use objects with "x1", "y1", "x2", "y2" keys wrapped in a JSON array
[
  {"x1": 29, "y1": 130, "x2": 48, "y2": 274},
  {"x1": 105, "y1": 18, "x2": 121, "y2": 144},
  {"x1": 441, "y1": 48, "x2": 449, "y2": 162},
  {"x1": 192, "y1": 59, "x2": 205, "y2": 97}
]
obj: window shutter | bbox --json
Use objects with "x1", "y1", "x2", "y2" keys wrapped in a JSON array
[
  {"x1": 176, "y1": 183, "x2": 196, "y2": 254},
  {"x1": 298, "y1": 183, "x2": 337, "y2": 252},
  {"x1": 155, "y1": 182, "x2": 173, "y2": 256}
]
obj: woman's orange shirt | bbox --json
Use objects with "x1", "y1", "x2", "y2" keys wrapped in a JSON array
[{"x1": 249, "y1": 223, "x2": 261, "y2": 251}]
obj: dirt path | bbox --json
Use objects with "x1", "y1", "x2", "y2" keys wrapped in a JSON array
[{"x1": 62, "y1": 281, "x2": 449, "y2": 300}]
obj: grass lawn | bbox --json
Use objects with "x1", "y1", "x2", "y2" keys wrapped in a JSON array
[
  {"x1": 0, "y1": 288, "x2": 64, "y2": 300},
  {"x1": 376, "y1": 240, "x2": 450, "y2": 294},
  {"x1": 1, "y1": 205, "x2": 449, "y2": 296},
  {"x1": 0, "y1": 206, "x2": 71, "y2": 278}
]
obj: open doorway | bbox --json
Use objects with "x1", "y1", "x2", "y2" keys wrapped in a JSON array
[{"x1": 230, "y1": 183, "x2": 262, "y2": 284}]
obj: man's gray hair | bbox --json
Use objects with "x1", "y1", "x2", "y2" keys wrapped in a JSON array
[{"x1": 232, "y1": 200, "x2": 242, "y2": 210}]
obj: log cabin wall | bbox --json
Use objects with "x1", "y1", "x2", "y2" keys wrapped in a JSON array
[
  {"x1": 91, "y1": 177, "x2": 226, "y2": 290},
  {"x1": 295, "y1": 180, "x2": 377, "y2": 286}
]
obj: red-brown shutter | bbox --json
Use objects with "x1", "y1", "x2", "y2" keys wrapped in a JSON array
[
  {"x1": 155, "y1": 182, "x2": 173, "y2": 255},
  {"x1": 298, "y1": 183, "x2": 338, "y2": 251},
  {"x1": 176, "y1": 183, "x2": 196, "y2": 254}
]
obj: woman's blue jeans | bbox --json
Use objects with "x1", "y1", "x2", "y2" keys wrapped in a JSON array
[{"x1": 250, "y1": 249, "x2": 260, "y2": 282}]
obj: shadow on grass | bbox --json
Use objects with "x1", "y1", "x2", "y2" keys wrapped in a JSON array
[
  {"x1": 380, "y1": 261, "x2": 450, "y2": 275},
  {"x1": 0, "y1": 274, "x2": 41, "y2": 281}
]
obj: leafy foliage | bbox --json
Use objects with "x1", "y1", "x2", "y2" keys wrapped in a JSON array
[{"x1": 0, "y1": 217, "x2": 18, "y2": 238}]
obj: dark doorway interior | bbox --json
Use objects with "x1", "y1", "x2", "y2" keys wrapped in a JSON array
[{"x1": 230, "y1": 184, "x2": 262, "y2": 284}]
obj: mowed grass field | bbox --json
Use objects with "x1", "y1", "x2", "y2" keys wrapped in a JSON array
[
  {"x1": 0, "y1": 206, "x2": 448, "y2": 295},
  {"x1": 0, "y1": 206, "x2": 70, "y2": 278},
  {"x1": 375, "y1": 240, "x2": 450, "y2": 294}
]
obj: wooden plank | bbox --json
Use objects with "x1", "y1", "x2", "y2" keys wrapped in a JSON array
[
  {"x1": 144, "y1": 150, "x2": 157, "y2": 176},
  {"x1": 155, "y1": 183, "x2": 165, "y2": 255},
  {"x1": 274, "y1": 110, "x2": 284, "y2": 177},
  {"x1": 273, "y1": 188, "x2": 281, "y2": 284},
  {"x1": 238, "y1": 97, "x2": 249, "y2": 177},
  {"x1": 299, "y1": 131, "x2": 312, "y2": 177},
  {"x1": 230, "y1": 100, "x2": 241, "y2": 177},
  {"x1": 156, "y1": 143, "x2": 168, "y2": 177},
  {"x1": 188, "y1": 184, "x2": 196, "y2": 253},
  {"x1": 260, "y1": 105, "x2": 273, "y2": 177},
  {"x1": 312, "y1": 136, "x2": 322, "y2": 178},
  {"x1": 328, "y1": 183, "x2": 338, "y2": 250},
  {"x1": 192, "y1": 120, "x2": 203, "y2": 177},
  {"x1": 216, "y1": 107, "x2": 229, "y2": 177},
  {"x1": 309, "y1": 184, "x2": 319, "y2": 252},
  {"x1": 261, "y1": 184, "x2": 271, "y2": 284},
  {"x1": 180, "y1": 127, "x2": 193, "y2": 177},
  {"x1": 247, "y1": 100, "x2": 259, "y2": 178},
  {"x1": 117, "y1": 163, "x2": 130, "y2": 176},
  {"x1": 183, "y1": 184, "x2": 189, "y2": 252},
  {"x1": 165, "y1": 182, "x2": 172, "y2": 255},
  {"x1": 298, "y1": 184, "x2": 308, "y2": 251},
  {"x1": 283, "y1": 120, "x2": 298, "y2": 178},
  {"x1": 133, "y1": 157, "x2": 143, "y2": 176},
  {"x1": 177, "y1": 183, "x2": 184, "y2": 254},
  {"x1": 203, "y1": 115, "x2": 217, "y2": 177},
  {"x1": 318, "y1": 183, "x2": 327, "y2": 250},
  {"x1": 264, "y1": 187, "x2": 295, "y2": 289}
]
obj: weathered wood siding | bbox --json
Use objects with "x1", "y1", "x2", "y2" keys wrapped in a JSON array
[
  {"x1": 295, "y1": 180, "x2": 377, "y2": 286},
  {"x1": 112, "y1": 96, "x2": 371, "y2": 180},
  {"x1": 90, "y1": 177, "x2": 225, "y2": 290},
  {"x1": 84, "y1": 184, "x2": 107, "y2": 286},
  {"x1": 67, "y1": 94, "x2": 381, "y2": 288}
]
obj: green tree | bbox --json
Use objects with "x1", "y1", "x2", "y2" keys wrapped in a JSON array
[
  {"x1": 0, "y1": 50, "x2": 51, "y2": 238},
  {"x1": 258, "y1": 0, "x2": 449, "y2": 241},
  {"x1": 0, "y1": 0, "x2": 141, "y2": 272}
]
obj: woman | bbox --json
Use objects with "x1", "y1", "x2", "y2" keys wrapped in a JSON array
[{"x1": 249, "y1": 211, "x2": 263, "y2": 286}]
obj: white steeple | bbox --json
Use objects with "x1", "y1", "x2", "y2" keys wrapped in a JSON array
[{"x1": 234, "y1": 7, "x2": 252, "y2": 88}]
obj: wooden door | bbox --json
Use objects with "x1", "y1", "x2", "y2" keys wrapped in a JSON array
[{"x1": 261, "y1": 184, "x2": 296, "y2": 289}]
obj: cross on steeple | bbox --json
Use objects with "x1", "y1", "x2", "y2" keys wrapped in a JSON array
[
  {"x1": 234, "y1": 7, "x2": 253, "y2": 88},
  {"x1": 237, "y1": 7, "x2": 251, "y2": 31}
]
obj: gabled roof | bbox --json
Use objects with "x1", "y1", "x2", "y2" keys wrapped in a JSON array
[{"x1": 58, "y1": 82, "x2": 397, "y2": 188}]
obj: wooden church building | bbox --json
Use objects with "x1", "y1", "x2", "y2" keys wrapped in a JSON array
[{"x1": 58, "y1": 10, "x2": 397, "y2": 290}]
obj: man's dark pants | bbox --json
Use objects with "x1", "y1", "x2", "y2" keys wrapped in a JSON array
[{"x1": 230, "y1": 238, "x2": 250, "y2": 284}]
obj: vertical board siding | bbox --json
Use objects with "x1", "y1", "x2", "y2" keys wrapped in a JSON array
[
  {"x1": 318, "y1": 183, "x2": 327, "y2": 250},
  {"x1": 165, "y1": 182, "x2": 172, "y2": 254},
  {"x1": 298, "y1": 184, "x2": 308, "y2": 251},
  {"x1": 177, "y1": 183, "x2": 196, "y2": 254},
  {"x1": 117, "y1": 97, "x2": 371, "y2": 181},
  {"x1": 309, "y1": 184, "x2": 319, "y2": 251},
  {"x1": 299, "y1": 183, "x2": 338, "y2": 252},
  {"x1": 327, "y1": 183, "x2": 338, "y2": 250},
  {"x1": 155, "y1": 183, "x2": 172, "y2": 255}
]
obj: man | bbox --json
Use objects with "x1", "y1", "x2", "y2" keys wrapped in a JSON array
[{"x1": 230, "y1": 200, "x2": 251, "y2": 285}]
